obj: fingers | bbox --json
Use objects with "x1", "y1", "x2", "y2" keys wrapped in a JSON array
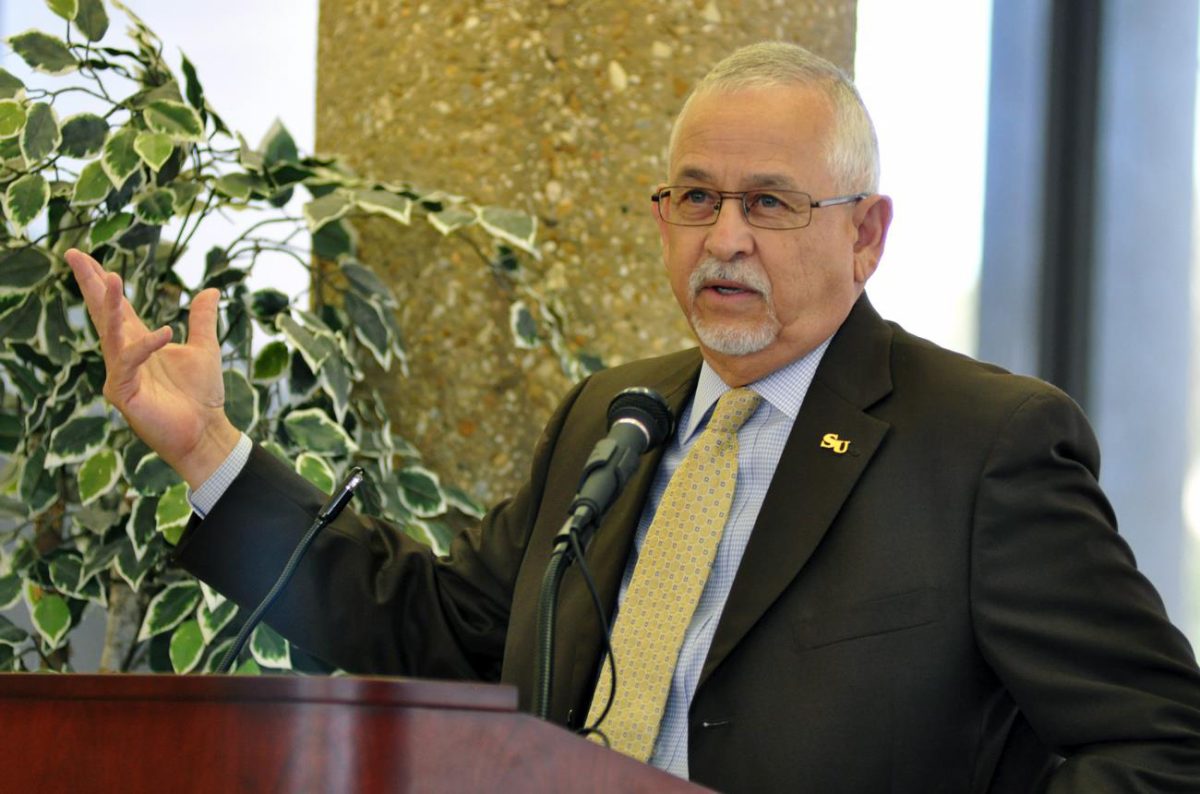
[
  {"x1": 65, "y1": 248, "x2": 109, "y2": 332},
  {"x1": 186, "y1": 288, "x2": 221, "y2": 349},
  {"x1": 101, "y1": 271, "x2": 124, "y2": 355},
  {"x1": 115, "y1": 326, "x2": 172, "y2": 377}
]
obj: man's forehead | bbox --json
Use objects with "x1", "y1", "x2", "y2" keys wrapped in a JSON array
[
  {"x1": 666, "y1": 84, "x2": 834, "y2": 179},
  {"x1": 672, "y1": 165, "x2": 801, "y2": 190}
]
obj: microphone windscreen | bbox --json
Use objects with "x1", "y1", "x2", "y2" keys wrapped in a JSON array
[{"x1": 606, "y1": 387, "x2": 674, "y2": 449}]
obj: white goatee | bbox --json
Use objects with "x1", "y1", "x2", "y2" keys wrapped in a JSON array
[{"x1": 687, "y1": 258, "x2": 781, "y2": 356}]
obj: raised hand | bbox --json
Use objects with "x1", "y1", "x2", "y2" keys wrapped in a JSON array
[{"x1": 65, "y1": 248, "x2": 240, "y2": 488}]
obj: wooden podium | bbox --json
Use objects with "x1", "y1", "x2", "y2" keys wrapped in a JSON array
[{"x1": 0, "y1": 673, "x2": 709, "y2": 792}]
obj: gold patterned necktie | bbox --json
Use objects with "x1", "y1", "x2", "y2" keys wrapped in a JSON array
[{"x1": 586, "y1": 386, "x2": 763, "y2": 761}]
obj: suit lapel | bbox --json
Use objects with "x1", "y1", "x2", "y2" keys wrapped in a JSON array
[{"x1": 699, "y1": 295, "x2": 895, "y2": 688}]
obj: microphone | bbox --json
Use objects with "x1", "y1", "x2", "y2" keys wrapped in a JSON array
[{"x1": 562, "y1": 387, "x2": 674, "y2": 544}]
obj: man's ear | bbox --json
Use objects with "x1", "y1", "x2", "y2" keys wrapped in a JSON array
[{"x1": 853, "y1": 194, "x2": 892, "y2": 284}]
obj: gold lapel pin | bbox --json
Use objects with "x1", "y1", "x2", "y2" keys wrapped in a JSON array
[{"x1": 820, "y1": 433, "x2": 851, "y2": 454}]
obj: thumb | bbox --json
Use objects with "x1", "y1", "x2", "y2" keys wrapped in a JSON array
[{"x1": 186, "y1": 288, "x2": 222, "y2": 349}]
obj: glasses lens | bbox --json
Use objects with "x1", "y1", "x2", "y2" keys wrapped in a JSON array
[
  {"x1": 744, "y1": 190, "x2": 812, "y2": 229},
  {"x1": 664, "y1": 187, "x2": 719, "y2": 225}
]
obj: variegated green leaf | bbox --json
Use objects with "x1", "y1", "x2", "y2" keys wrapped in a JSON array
[
  {"x1": 509, "y1": 300, "x2": 539, "y2": 349},
  {"x1": 127, "y1": 494, "x2": 157, "y2": 559},
  {"x1": 101, "y1": 126, "x2": 140, "y2": 185},
  {"x1": 169, "y1": 619, "x2": 204, "y2": 673},
  {"x1": 426, "y1": 205, "x2": 475, "y2": 235},
  {"x1": 168, "y1": 180, "x2": 203, "y2": 213},
  {"x1": 154, "y1": 481, "x2": 190, "y2": 545},
  {"x1": 72, "y1": 160, "x2": 111, "y2": 205},
  {"x1": 251, "y1": 340, "x2": 289, "y2": 382},
  {"x1": 261, "y1": 440, "x2": 291, "y2": 464},
  {"x1": 203, "y1": 637, "x2": 234, "y2": 673},
  {"x1": 130, "y1": 453, "x2": 180, "y2": 495},
  {"x1": 8, "y1": 31, "x2": 77, "y2": 76},
  {"x1": 39, "y1": 291, "x2": 74, "y2": 364},
  {"x1": 0, "y1": 574, "x2": 22, "y2": 611},
  {"x1": 249, "y1": 287, "x2": 289, "y2": 322},
  {"x1": 115, "y1": 539, "x2": 154, "y2": 592},
  {"x1": 20, "y1": 102, "x2": 60, "y2": 162},
  {"x1": 80, "y1": 538, "x2": 124, "y2": 582},
  {"x1": 283, "y1": 408, "x2": 357, "y2": 455},
  {"x1": 136, "y1": 579, "x2": 200, "y2": 641},
  {"x1": 478, "y1": 205, "x2": 538, "y2": 256},
  {"x1": 319, "y1": 355, "x2": 352, "y2": 423},
  {"x1": 4, "y1": 173, "x2": 49, "y2": 230},
  {"x1": 77, "y1": 448, "x2": 121, "y2": 505},
  {"x1": 45, "y1": 414, "x2": 109, "y2": 467},
  {"x1": 214, "y1": 172, "x2": 265, "y2": 201},
  {"x1": 19, "y1": 446, "x2": 57, "y2": 518},
  {"x1": 133, "y1": 188, "x2": 175, "y2": 225},
  {"x1": 133, "y1": 130, "x2": 172, "y2": 171},
  {"x1": 47, "y1": 0, "x2": 79, "y2": 21},
  {"x1": 341, "y1": 261, "x2": 397, "y2": 307},
  {"x1": 295, "y1": 452, "x2": 335, "y2": 494},
  {"x1": 259, "y1": 118, "x2": 297, "y2": 165},
  {"x1": 48, "y1": 553, "x2": 82, "y2": 595},
  {"x1": 352, "y1": 188, "x2": 412, "y2": 225},
  {"x1": 59, "y1": 112, "x2": 107, "y2": 157},
  {"x1": 222, "y1": 369, "x2": 259, "y2": 432},
  {"x1": 445, "y1": 484, "x2": 486, "y2": 519},
  {"x1": 343, "y1": 291, "x2": 391, "y2": 368},
  {"x1": 0, "y1": 69, "x2": 26, "y2": 100},
  {"x1": 0, "y1": 247, "x2": 52, "y2": 292},
  {"x1": 198, "y1": 598, "x2": 236, "y2": 644},
  {"x1": 250, "y1": 623, "x2": 291, "y2": 670},
  {"x1": 276, "y1": 314, "x2": 333, "y2": 372},
  {"x1": 89, "y1": 212, "x2": 132, "y2": 246},
  {"x1": 199, "y1": 581, "x2": 224, "y2": 612},
  {"x1": 396, "y1": 465, "x2": 446, "y2": 518},
  {"x1": 303, "y1": 192, "x2": 352, "y2": 232},
  {"x1": 235, "y1": 657, "x2": 260, "y2": 676},
  {"x1": 0, "y1": 100, "x2": 27, "y2": 139},
  {"x1": 144, "y1": 100, "x2": 204, "y2": 141},
  {"x1": 30, "y1": 593, "x2": 71, "y2": 649},
  {"x1": 75, "y1": 0, "x2": 109, "y2": 42}
]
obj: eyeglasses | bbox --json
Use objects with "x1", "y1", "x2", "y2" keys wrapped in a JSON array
[{"x1": 651, "y1": 186, "x2": 869, "y2": 230}]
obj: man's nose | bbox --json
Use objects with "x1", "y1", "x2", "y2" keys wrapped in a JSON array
[{"x1": 704, "y1": 199, "x2": 756, "y2": 261}]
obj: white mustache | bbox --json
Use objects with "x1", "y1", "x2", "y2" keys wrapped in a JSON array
[{"x1": 688, "y1": 258, "x2": 772, "y2": 299}]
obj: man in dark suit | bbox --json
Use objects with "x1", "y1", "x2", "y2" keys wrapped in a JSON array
[{"x1": 69, "y1": 42, "x2": 1200, "y2": 791}]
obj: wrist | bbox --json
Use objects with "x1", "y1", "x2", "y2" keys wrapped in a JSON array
[{"x1": 174, "y1": 419, "x2": 243, "y2": 490}]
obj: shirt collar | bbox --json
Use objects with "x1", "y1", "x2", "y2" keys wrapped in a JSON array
[{"x1": 681, "y1": 336, "x2": 834, "y2": 443}]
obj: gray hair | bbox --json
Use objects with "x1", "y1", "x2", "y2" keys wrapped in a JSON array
[{"x1": 669, "y1": 42, "x2": 880, "y2": 193}]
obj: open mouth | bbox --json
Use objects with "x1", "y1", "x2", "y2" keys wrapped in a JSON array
[{"x1": 703, "y1": 280, "x2": 760, "y2": 297}]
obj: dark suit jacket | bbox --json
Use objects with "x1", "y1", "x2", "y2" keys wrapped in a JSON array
[{"x1": 178, "y1": 296, "x2": 1200, "y2": 792}]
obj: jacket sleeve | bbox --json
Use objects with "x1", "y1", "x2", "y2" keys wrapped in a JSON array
[
  {"x1": 970, "y1": 388, "x2": 1200, "y2": 791},
  {"x1": 174, "y1": 376, "x2": 590, "y2": 681}
]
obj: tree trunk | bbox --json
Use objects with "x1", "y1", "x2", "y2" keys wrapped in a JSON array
[{"x1": 99, "y1": 581, "x2": 144, "y2": 672}]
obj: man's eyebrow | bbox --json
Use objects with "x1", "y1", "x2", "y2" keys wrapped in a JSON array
[
  {"x1": 674, "y1": 166, "x2": 715, "y2": 183},
  {"x1": 743, "y1": 173, "x2": 800, "y2": 189}
]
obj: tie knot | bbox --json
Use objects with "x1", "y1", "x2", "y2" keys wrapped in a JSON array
[{"x1": 707, "y1": 387, "x2": 762, "y2": 435}]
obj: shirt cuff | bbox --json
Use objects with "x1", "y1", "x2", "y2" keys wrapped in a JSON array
[{"x1": 187, "y1": 433, "x2": 253, "y2": 518}]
